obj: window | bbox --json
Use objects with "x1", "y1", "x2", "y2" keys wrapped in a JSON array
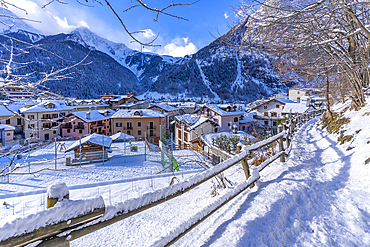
[
  {"x1": 271, "y1": 112, "x2": 277, "y2": 117},
  {"x1": 79, "y1": 130, "x2": 83, "y2": 134},
  {"x1": 264, "y1": 112, "x2": 268, "y2": 116},
  {"x1": 67, "y1": 129, "x2": 70, "y2": 133},
  {"x1": 5, "y1": 119, "x2": 10, "y2": 124},
  {"x1": 215, "y1": 128, "x2": 218, "y2": 133},
  {"x1": 52, "y1": 114, "x2": 58, "y2": 118},
  {"x1": 127, "y1": 131, "x2": 131, "y2": 135},
  {"x1": 138, "y1": 130, "x2": 142, "y2": 135},
  {"x1": 228, "y1": 122, "x2": 231, "y2": 127},
  {"x1": 234, "y1": 117, "x2": 238, "y2": 122},
  {"x1": 7, "y1": 133, "x2": 10, "y2": 136},
  {"x1": 17, "y1": 118, "x2": 21, "y2": 125},
  {"x1": 242, "y1": 126, "x2": 245, "y2": 131},
  {"x1": 28, "y1": 115, "x2": 34, "y2": 120},
  {"x1": 137, "y1": 122, "x2": 141, "y2": 127},
  {"x1": 116, "y1": 122, "x2": 122, "y2": 127},
  {"x1": 53, "y1": 131, "x2": 56, "y2": 134},
  {"x1": 127, "y1": 122, "x2": 132, "y2": 130},
  {"x1": 273, "y1": 121, "x2": 277, "y2": 126},
  {"x1": 264, "y1": 105, "x2": 267, "y2": 109},
  {"x1": 60, "y1": 112, "x2": 65, "y2": 117},
  {"x1": 264, "y1": 120, "x2": 268, "y2": 125},
  {"x1": 150, "y1": 138, "x2": 154, "y2": 143},
  {"x1": 178, "y1": 129, "x2": 181, "y2": 138},
  {"x1": 298, "y1": 91, "x2": 300, "y2": 94},
  {"x1": 276, "y1": 105, "x2": 280, "y2": 108}
]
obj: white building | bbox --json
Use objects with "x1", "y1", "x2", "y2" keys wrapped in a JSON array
[
  {"x1": 174, "y1": 114, "x2": 218, "y2": 149},
  {"x1": 20, "y1": 100, "x2": 75, "y2": 142}
]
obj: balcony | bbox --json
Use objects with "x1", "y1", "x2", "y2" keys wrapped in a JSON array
[
  {"x1": 123, "y1": 126, "x2": 133, "y2": 130},
  {"x1": 74, "y1": 125, "x2": 85, "y2": 130},
  {"x1": 149, "y1": 133, "x2": 156, "y2": 137},
  {"x1": 62, "y1": 124, "x2": 72, "y2": 129},
  {"x1": 147, "y1": 126, "x2": 156, "y2": 130}
]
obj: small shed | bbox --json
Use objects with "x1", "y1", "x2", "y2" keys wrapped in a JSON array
[
  {"x1": 111, "y1": 132, "x2": 135, "y2": 142},
  {"x1": 65, "y1": 133, "x2": 112, "y2": 165},
  {"x1": 0, "y1": 124, "x2": 15, "y2": 144}
]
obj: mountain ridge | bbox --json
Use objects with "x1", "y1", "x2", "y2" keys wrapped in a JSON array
[{"x1": 0, "y1": 10, "x2": 286, "y2": 102}]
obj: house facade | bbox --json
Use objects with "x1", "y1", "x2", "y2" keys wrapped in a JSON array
[
  {"x1": 0, "y1": 104, "x2": 24, "y2": 133},
  {"x1": 61, "y1": 109, "x2": 115, "y2": 138},
  {"x1": 101, "y1": 93, "x2": 139, "y2": 110},
  {"x1": 148, "y1": 103, "x2": 183, "y2": 133},
  {"x1": 174, "y1": 114, "x2": 218, "y2": 149},
  {"x1": 288, "y1": 88, "x2": 307, "y2": 102},
  {"x1": 249, "y1": 98, "x2": 295, "y2": 130},
  {"x1": 110, "y1": 109, "x2": 167, "y2": 143},
  {"x1": 193, "y1": 104, "x2": 243, "y2": 132},
  {"x1": 20, "y1": 100, "x2": 75, "y2": 142}
]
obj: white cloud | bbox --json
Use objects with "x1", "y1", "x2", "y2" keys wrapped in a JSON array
[
  {"x1": 140, "y1": 29, "x2": 155, "y2": 39},
  {"x1": 157, "y1": 37, "x2": 198, "y2": 57},
  {"x1": 224, "y1": 11, "x2": 229, "y2": 19},
  {"x1": 6, "y1": 0, "x2": 93, "y2": 34}
]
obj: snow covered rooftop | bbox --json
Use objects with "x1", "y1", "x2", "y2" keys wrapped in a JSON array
[
  {"x1": 0, "y1": 105, "x2": 15, "y2": 117},
  {"x1": 274, "y1": 98, "x2": 296, "y2": 104},
  {"x1": 65, "y1": 133, "x2": 112, "y2": 152},
  {"x1": 175, "y1": 114, "x2": 218, "y2": 130},
  {"x1": 282, "y1": 103, "x2": 309, "y2": 114},
  {"x1": 150, "y1": 103, "x2": 179, "y2": 112},
  {"x1": 71, "y1": 109, "x2": 116, "y2": 123},
  {"x1": 196, "y1": 104, "x2": 244, "y2": 117},
  {"x1": 19, "y1": 100, "x2": 75, "y2": 113},
  {"x1": 0, "y1": 124, "x2": 16, "y2": 131},
  {"x1": 111, "y1": 132, "x2": 135, "y2": 141},
  {"x1": 111, "y1": 109, "x2": 167, "y2": 119}
]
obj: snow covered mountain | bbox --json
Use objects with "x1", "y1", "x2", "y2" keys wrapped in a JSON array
[{"x1": 0, "y1": 10, "x2": 286, "y2": 101}]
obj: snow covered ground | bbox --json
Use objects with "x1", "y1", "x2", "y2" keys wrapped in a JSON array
[{"x1": 1, "y1": 98, "x2": 370, "y2": 246}]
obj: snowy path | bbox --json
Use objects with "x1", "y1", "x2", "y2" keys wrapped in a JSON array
[
  {"x1": 179, "y1": 118, "x2": 370, "y2": 246},
  {"x1": 72, "y1": 118, "x2": 370, "y2": 246}
]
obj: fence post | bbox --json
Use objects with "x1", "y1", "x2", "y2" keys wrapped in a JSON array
[
  {"x1": 278, "y1": 125, "x2": 285, "y2": 162},
  {"x1": 237, "y1": 144, "x2": 254, "y2": 188},
  {"x1": 284, "y1": 123, "x2": 290, "y2": 149},
  {"x1": 54, "y1": 137, "x2": 57, "y2": 170}
]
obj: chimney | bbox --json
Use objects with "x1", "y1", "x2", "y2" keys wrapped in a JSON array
[
  {"x1": 127, "y1": 93, "x2": 130, "y2": 97},
  {"x1": 86, "y1": 111, "x2": 90, "y2": 120},
  {"x1": 104, "y1": 111, "x2": 108, "y2": 117}
]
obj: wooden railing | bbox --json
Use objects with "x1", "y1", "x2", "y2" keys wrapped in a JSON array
[{"x1": 0, "y1": 108, "x2": 324, "y2": 247}]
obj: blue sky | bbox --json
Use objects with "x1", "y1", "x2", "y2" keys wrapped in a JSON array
[{"x1": 8, "y1": 0, "x2": 243, "y2": 57}]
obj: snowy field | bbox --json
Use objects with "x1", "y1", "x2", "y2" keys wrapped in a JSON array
[
  {"x1": 1, "y1": 97, "x2": 370, "y2": 246},
  {"x1": 0, "y1": 141, "x2": 205, "y2": 228}
]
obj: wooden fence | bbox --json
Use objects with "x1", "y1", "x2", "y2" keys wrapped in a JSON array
[{"x1": 0, "y1": 109, "x2": 324, "y2": 247}]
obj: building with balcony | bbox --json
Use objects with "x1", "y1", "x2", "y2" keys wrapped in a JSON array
[
  {"x1": 192, "y1": 104, "x2": 244, "y2": 132},
  {"x1": 174, "y1": 114, "x2": 218, "y2": 149},
  {"x1": 19, "y1": 100, "x2": 75, "y2": 141},
  {"x1": 110, "y1": 109, "x2": 167, "y2": 143},
  {"x1": 248, "y1": 98, "x2": 295, "y2": 131},
  {"x1": 61, "y1": 109, "x2": 115, "y2": 138},
  {"x1": 101, "y1": 93, "x2": 139, "y2": 110}
]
